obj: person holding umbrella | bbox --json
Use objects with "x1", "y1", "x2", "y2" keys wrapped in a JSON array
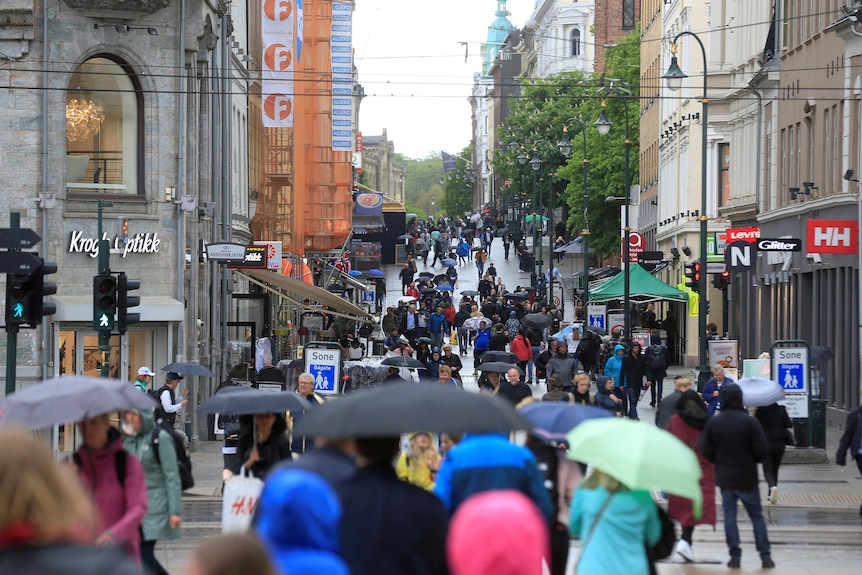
[
  {"x1": 121, "y1": 409, "x2": 183, "y2": 575},
  {"x1": 231, "y1": 412, "x2": 291, "y2": 479},
  {"x1": 74, "y1": 413, "x2": 148, "y2": 562},
  {"x1": 666, "y1": 390, "x2": 716, "y2": 563},
  {"x1": 569, "y1": 469, "x2": 661, "y2": 575}
]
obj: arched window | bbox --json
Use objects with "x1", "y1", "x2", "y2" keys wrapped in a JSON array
[
  {"x1": 570, "y1": 28, "x2": 581, "y2": 57},
  {"x1": 66, "y1": 56, "x2": 143, "y2": 196}
]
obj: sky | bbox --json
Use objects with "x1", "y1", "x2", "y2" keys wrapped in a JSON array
[{"x1": 353, "y1": 0, "x2": 535, "y2": 159}]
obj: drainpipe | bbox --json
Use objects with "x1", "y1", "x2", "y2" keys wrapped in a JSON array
[
  {"x1": 40, "y1": 0, "x2": 50, "y2": 379},
  {"x1": 176, "y1": 0, "x2": 187, "y2": 366},
  {"x1": 851, "y1": 22, "x2": 862, "y2": 402},
  {"x1": 219, "y1": 2, "x2": 232, "y2": 377}
]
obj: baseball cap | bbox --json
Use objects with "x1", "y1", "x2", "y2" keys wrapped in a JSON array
[
  {"x1": 166, "y1": 372, "x2": 184, "y2": 381},
  {"x1": 137, "y1": 366, "x2": 156, "y2": 376}
]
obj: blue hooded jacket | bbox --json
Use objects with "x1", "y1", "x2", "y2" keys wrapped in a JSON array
[
  {"x1": 255, "y1": 469, "x2": 349, "y2": 575},
  {"x1": 603, "y1": 344, "x2": 627, "y2": 386}
]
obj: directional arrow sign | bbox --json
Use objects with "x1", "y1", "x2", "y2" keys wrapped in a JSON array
[
  {"x1": 0, "y1": 252, "x2": 42, "y2": 274},
  {"x1": 0, "y1": 228, "x2": 41, "y2": 250}
]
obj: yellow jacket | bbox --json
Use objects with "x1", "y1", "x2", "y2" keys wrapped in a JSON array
[{"x1": 396, "y1": 451, "x2": 437, "y2": 491}]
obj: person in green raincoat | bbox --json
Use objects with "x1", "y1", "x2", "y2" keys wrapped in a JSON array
[{"x1": 121, "y1": 408, "x2": 182, "y2": 575}]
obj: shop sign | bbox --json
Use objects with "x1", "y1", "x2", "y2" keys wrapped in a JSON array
[
  {"x1": 726, "y1": 227, "x2": 760, "y2": 242},
  {"x1": 68, "y1": 231, "x2": 161, "y2": 258},
  {"x1": 227, "y1": 245, "x2": 268, "y2": 269},
  {"x1": 806, "y1": 219, "x2": 858, "y2": 254},
  {"x1": 756, "y1": 238, "x2": 801, "y2": 252}
]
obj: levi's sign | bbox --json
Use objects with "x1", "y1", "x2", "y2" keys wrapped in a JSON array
[
  {"x1": 756, "y1": 238, "x2": 802, "y2": 252},
  {"x1": 726, "y1": 227, "x2": 760, "y2": 242},
  {"x1": 806, "y1": 219, "x2": 858, "y2": 254}
]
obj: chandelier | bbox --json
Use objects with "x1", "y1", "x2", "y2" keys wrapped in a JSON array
[{"x1": 66, "y1": 96, "x2": 105, "y2": 142}]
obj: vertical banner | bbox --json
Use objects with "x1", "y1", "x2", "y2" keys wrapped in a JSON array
[
  {"x1": 331, "y1": 2, "x2": 354, "y2": 151},
  {"x1": 262, "y1": 0, "x2": 295, "y2": 128}
]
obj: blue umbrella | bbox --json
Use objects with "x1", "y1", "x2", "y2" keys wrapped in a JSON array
[
  {"x1": 367, "y1": 269, "x2": 385, "y2": 277},
  {"x1": 436, "y1": 284, "x2": 454, "y2": 292},
  {"x1": 349, "y1": 270, "x2": 362, "y2": 277},
  {"x1": 519, "y1": 402, "x2": 614, "y2": 442},
  {"x1": 442, "y1": 258, "x2": 457, "y2": 267}
]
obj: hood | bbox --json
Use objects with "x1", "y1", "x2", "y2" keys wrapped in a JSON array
[
  {"x1": 124, "y1": 407, "x2": 156, "y2": 438},
  {"x1": 650, "y1": 333, "x2": 662, "y2": 345},
  {"x1": 255, "y1": 469, "x2": 342, "y2": 554},
  {"x1": 720, "y1": 383, "x2": 745, "y2": 410},
  {"x1": 448, "y1": 490, "x2": 548, "y2": 575},
  {"x1": 613, "y1": 344, "x2": 626, "y2": 355},
  {"x1": 595, "y1": 376, "x2": 612, "y2": 395},
  {"x1": 629, "y1": 343, "x2": 641, "y2": 355}
]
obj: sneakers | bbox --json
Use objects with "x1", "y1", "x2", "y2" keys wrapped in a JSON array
[
  {"x1": 762, "y1": 558, "x2": 776, "y2": 569},
  {"x1": 727, "y1": 558, "x2": 741, "y2": 569},
  {"x1": 768, "y1": 486, "x2": 778, "y2": 504},
  {"x1": 675, "y1": 539, "x2": 695, "y2": 563}
]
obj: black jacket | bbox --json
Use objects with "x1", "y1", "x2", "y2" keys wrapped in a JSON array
[
  {"x1": 754, "y1": 403, "x2": 793, "y2": 444},
  {"x1": 232, "y1": 414, "x2": 292, "y2": 479},
  {"x1": 338, "y1": 463, "x2": 449, "y2": 575},
  {"x1": 0, "y1": 543, "x2": 139, "y2": 575},
  {"x1": 619, "y1": 351, "x2": 650, "y2": 389},
  {"x1": 836, "y1": 405, "x2": 862, "y2": 466},
  {"x1": 497, "y1": 381, "x2": 533, "y2": 405},
  {"x1": 701, "y1": 384, "x2": 768, "y2": 490},
  {"x1": 489, "y1": 333, "x2": 509, "y2": 351}
]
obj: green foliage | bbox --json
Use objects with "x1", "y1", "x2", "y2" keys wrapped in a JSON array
[
  {"x1": 442, "y1": 144, "x2": 474, "y2": 218},
  {"x1": 500, "y1": 27, "x2": 641, "y2": 259}
]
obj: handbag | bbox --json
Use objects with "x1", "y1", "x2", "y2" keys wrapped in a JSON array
[
  {"x1": 221, "y1": 466, "x2": 264, "y2": 533},
  {"x1": 649, "y1": 505, "x2": 677, "y2": 560}
]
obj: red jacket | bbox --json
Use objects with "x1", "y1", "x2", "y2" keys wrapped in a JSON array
[
  {"x1": 444, "y1": 305, "x2": 456, "y2": 326},
  {"x1": 510, "y1": 334, "x2": 532, "y2": 362},
  {"x1": 666, "y1": 414, "x2": 716, "y2": 527}
]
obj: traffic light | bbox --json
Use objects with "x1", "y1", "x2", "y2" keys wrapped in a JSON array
[
  {"x1": 712, "y1": 270, "x2": 731, "y2": 290},
  {"x1": 684, "y1": 260, "x2": 701, "y2": 291},
  {"x1": 93, "y1": 274, "x2": 117, "y2": 330},
  {"x1": 117, "y1": 272, "x2": 141, "y2": 334},
  {"x1": 34, "y1": 259, "x2": 57, "y2": 318},
  {"x1": 6, "y1": 271, "x2": 37, "y2": 329}
]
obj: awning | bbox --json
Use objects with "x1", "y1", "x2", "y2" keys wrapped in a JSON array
[
  {"x1": 237, "y1": 269, "x2": 372, "y2": 321},
  {"x1": 53, "y1": 296, "x2": 185, "y2": 322},
  {"x1": 588, "y1": 265, "x2": 689, "y2": 303}
]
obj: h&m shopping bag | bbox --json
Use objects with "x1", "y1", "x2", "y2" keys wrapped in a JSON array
[{"x1": 221, "y1": 467, "x2": 264, "y2": 533}]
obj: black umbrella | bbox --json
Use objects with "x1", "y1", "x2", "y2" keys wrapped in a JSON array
[
  {"x1": 810, "y1": 346, "x2": 835, "y2": 366},
  {"x1": 293, "y1": 383, "x2": 531, "y2": 437},
  {"x1": 522, "y1": 313, "x2": 551, "y2": 329},
  {"x1": 380, "y1": 355, "x2": 427, "y2": 369},
  {"x1": 481, "y1": 351, "x2": 518, "y2": 364},
  {"x1": 479, "y1": 361, "x2": 521, "y2": 374},
  {"x1": 418, "y1": 271, "x2": 434, "y2": 278},
  {"x1": 585, "y1": 325, "x2": 608, "y2": 337},
  {"x1": 0, "y1": 376, "x2": 157, "y2": 430},
  {"x1": 460, "y1": 290, "x2": 479, "y2": 297},
  {"x1": 161, "y1": 362, "x2": 216, "y2": 378},
  {"x1": 506, "y1": 292, "x2": 529, "y2": 300},
  {"x1": 196, "y1": 387, "x2": 311, "y2": 415}
]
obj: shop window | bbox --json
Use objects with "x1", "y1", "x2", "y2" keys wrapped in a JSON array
[{"x1": 66, "y1": 56, "x2": 143, "y2": 196}]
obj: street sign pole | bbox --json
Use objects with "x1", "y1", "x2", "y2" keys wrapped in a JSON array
[
  {"x1": 97, "y1": 200, "x2": 113, "y2": 378},
  {"x1": 5, "y1": 213, "x2": 19, "y2": 394}
]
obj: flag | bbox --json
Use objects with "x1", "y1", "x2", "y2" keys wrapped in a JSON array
[{"x1": 442, "y1": 151, "x2": 457, "y2": 173}]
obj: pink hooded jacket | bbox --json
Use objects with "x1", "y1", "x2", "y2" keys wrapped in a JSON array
[
  {"x1": 448, "y1": 490, "x2": 550, "y2": 575},
  {"x1": 75, "y1": 429, "x2": 147, "y2": 561}
]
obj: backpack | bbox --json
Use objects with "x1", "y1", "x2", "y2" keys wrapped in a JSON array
[
  {"x1": 148, "y1": 387, "x2": 167, "y2": 422},
  {"x1": 152, "y1": 422, "x2": 195, "y2": 491},
  {"x1": 73, "y1": 449, "x2": 128, "y2": 485},
  {"x1": 648, "y1": 505, "x2": 677, "y2": 561},
  {"x1": 649, "y1": 344, "x2": 667, "y2": 371}
]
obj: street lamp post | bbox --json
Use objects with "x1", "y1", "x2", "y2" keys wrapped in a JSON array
[
  {"x1": 558, "y1": 118, "x2": 590, "y2": 305},
  {"x1": 528, "y1": 140, "x2": 555, "y2": 297},
  {"x1": 663, "y1": 32, "x2": 710, "y2": 386},
  {"x1": 594, "y1": 87, "x2": 633, "y2": 340}
]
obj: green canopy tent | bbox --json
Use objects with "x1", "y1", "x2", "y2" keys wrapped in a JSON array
[{"x1": 588, "y1": 264, "x2": 688, "y2": 303}]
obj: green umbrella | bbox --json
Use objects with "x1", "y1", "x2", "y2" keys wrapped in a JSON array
[
  {"x1": 524, "y1": 214, "x2": 548, "y2": 223},
  {"x1": 566, "y1": 418, "x2": 703, "y2": 517}
]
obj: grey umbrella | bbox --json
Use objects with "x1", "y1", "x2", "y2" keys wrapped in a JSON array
[
  {"x1": 380, "y1": 355, "x2": 427, "y2": 369},
  {"x1": 522, "y1": 313, "x2": 551, "y2": 329},
  {"x1": 161, "y1": 362, "x2": 215, "y2": 378},
  {"x1": 0, "y1": 376, "x2": 157, "y2": 430},
  {"x1": 479, "y1": 361, "x2": 522, "y2": 375},
  {"x1": 293, "y1": 382, "x2": 530, "y2": 437},
  {"x1": 196, "y1": 387, "x2": 311, "y2": 415}
]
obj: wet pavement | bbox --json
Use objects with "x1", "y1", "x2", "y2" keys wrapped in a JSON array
[{"x1": 160, "y1": 234, "x2": 862, "y2": 574}]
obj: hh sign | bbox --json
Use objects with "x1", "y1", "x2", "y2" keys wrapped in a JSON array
[{"x1": 806, "y1": 219, "x2": 858, "y2": 254}]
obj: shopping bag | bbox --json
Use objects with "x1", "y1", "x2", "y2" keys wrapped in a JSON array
[
  {"x1": 450, "y1": 331, "x2": 457, "y2": 345},
  {"x1": 221, "y1": 467, "x2": 264, "y2": 533}
]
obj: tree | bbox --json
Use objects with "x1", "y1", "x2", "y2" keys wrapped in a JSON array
[{"x1": 498, "y1": 27, "x2": 641, "y2": 260}]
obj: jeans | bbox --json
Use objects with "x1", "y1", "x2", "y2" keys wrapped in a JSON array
[
  {"x1": 457, "y1": 327, "x2": 469, "y2": 353},
  {"x1": 625, "y1": 387, "x2": 639, "y2": 419},
  {"x1": 650, "y1": 371, "x2": 667, "y2": 404},
  {"x1": 529, "y1": 346, "x2": 540, "y2": 381},
  {"x1": 430, "y1": 331, "x2": 443, "y2": 349},
  {"x1": 720, "y1": 487, "x2": 772, "y2": 560}
]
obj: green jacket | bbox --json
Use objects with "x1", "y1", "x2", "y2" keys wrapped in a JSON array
[{"x1": 122, "y1": 409, "x2": 182, "y2": 541}]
